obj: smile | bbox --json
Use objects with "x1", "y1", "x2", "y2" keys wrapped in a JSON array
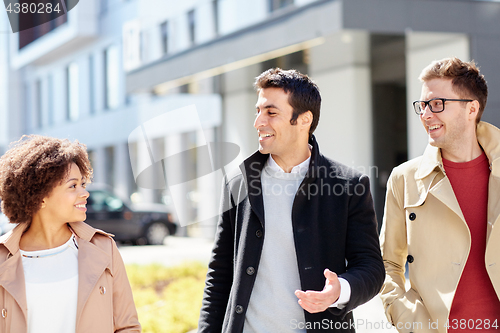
[
  {"x1": 428, "y1": 124, "x2": 442, "y2": 131},
  {"x1": 259, "y1": 133, "x2": 274, "y2": 142},
  {"x1": 75, "y1": 204, "x2": 87, "y2": 211}
]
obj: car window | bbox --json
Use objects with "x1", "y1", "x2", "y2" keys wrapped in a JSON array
[{"x1": 88, "y1": 190, "x2": 124, "y2": 212}]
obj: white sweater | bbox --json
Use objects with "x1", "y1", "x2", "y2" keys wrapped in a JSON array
[
  {"x1": 20, "y1": 234, "x2": 79, "y2": 333},
  {"x1": 243, "y1": 156, "x2": 309, "y2": 333}
]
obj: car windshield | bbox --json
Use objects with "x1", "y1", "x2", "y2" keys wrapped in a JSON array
[{"x1": 88, "y1": 190, "x2": 124, "y2": 212}]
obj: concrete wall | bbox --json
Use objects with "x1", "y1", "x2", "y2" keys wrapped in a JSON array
[
  {"x1": 406, "y1": 32, "x2": 469, "y2": 159},
  {"x1": 309, "y1": 31, "x2": 373, "y2": 171},
  {"x1": 222, "y1": 64, "x2": 262, "y2": 172},
  {"x1": 471, "y1": 33, "x2": 500, "y2": 127},
  {"x1": 0, "y1": 13, "x2": 9, "y2": 153}
]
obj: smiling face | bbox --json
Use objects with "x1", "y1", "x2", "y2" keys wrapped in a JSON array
[
  {"x1": 419, "y1": 78, "x2": 478, "y2": 158},
  {"x1": 41, "y1": 163, "x2": 89, "y2": 224},
  {"x1": 254, "y1": 87, "x2": 311, "y2": 168}
]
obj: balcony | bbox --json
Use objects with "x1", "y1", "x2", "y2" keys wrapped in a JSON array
[{"x1": 10, "y1": 0, "x2": 98, "y2": 69}]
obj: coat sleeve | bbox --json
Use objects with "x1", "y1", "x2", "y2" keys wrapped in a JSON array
[
  {"x1": 330, "y1": 174, "x2": 385, "y2": 317},
  {"x1": 111, "y1": 239, "x2": 142, "y2": 333},
  {"x1": 198, "y1": 178, "x2": 236, "y2": 332},
  {"x1": 379, "y1": 170, "x2": 436, "y2": 333}
]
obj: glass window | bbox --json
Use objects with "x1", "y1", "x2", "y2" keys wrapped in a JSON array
[
  {"x1": 269, "y1": 0, "x2": 294, "y2": 12},
  {"x1": 160, "y1": 21, "x2": 169, "y2": 55},
  {"x1": 105, "y1": 146, "x2": 115, "y2": 188},
  {"x1": 35, "y1": 80, "x2": 42, "y2": 128},
  {"x1": 66, "y1": 62, "x2": 79, "y2": 122},
  {"x1": 188, "y1": 9, "x2": 195, "y2": 45},
  {"x1": 212, "y1": 0, "x2": 219, "y2": 36},
  {"x1": 101, "y1": 0, "x2": 109, "y2": 15},
  {"x1": 18, "y1": 2, "x2": 67, "y2": 49},
  {"x1": 123, "y1": 20, "x2": 141, "y2": 70},
  {"x1": 104, "y1": 45, "x2": 120, "y2": 110},
  {"x1": 89, "y1": 55, "x2": 95, "y2": 115},
  {"x1": 47, "y1": 75, "x2": 54, "y2": 126}
]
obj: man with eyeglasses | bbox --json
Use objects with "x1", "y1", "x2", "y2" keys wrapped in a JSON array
[{"x1": 380, "y1": 57, "x2": 500, "y2": 333}]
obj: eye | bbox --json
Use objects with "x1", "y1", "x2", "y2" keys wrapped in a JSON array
[
  {"x1": 82, "y1": 182, "x2": 87, "y2": 188},
  {"x1": 430, "y1": 99, "x2": 443, "y2": 108}
]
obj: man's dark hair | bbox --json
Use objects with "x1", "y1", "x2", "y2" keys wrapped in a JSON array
[
  {"x1": 254, "y1": 68, "x2": 321, "y2": 136},
  {"x1": 419, "y1": 57, "x2": 488, "y2": 124}
]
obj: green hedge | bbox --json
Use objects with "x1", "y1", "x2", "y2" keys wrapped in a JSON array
[{"x1": 126, "y1": 262, "x2": 208, "y2": 333}]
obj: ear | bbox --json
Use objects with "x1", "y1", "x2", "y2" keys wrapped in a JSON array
[
  {"x1": 299, "y1": 111, "x2": 313, "y2": 131},
  {"x1": 468, "y1": 100, "x2": 480, "y2": 122},
  {"x1": 40, "y1": 199, "x2": 46, "y2": 209}
]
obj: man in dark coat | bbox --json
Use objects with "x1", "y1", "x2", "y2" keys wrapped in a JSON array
[{"x1": 198, "y1": 68, "x2": 384, "y2": 332}]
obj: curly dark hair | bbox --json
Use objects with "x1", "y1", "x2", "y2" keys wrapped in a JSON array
[
  {"x1": 419, "y1": 57, "x2": 488, "y2": 124},
  {"x1": 254, "y1": 68, "x2": 321, "y2": 137},
  {"x1": 0, "y1": 135, "x2": 93, "y2": 224}
]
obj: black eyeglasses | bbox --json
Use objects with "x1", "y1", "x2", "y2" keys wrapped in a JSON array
[{"x1": 413, "y1": 98, "x2": 473, "y2": 115}]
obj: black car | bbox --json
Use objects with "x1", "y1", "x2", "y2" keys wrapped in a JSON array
[{"x1": 85, "y1": 185, "x2": 177, "y2": 245}]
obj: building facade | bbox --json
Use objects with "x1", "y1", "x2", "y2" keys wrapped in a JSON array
[{"x1": 1, "y1": 0, "x2": 500, "y2": 237}]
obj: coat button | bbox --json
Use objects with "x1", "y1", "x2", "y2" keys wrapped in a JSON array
[
  {"x1": 409, "y1": 213, "x2": 416, "y2": 221},
  {"x1": 1, "y1": 309, "x2": 6, "y2": 318},
  {"x1": 246, "y1": 266, "x2": 255, "y2": 275},
  {"x1": 256, "y1": 230, "x2": 263, "y2": 238},
  {"x1": 235, "y1": 305, "x2": 244, "y2": 314},
  {"x1": 407, "y1": 255, "x2": 414, "y2": 263},
  {"x1": 99, "y1": 286, "x2": 106, "y2": 295}
]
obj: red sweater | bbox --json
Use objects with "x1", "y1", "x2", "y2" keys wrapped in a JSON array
[{"x1": 444, "y1": 153, "x2": 500, "y2": 332}]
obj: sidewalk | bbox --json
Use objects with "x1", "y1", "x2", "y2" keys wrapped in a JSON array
[
  {"x1": 119, "y1": 236, "x2": 398, "y2": 332},
  {"x1": 353, "y1": 296, "x2": 397, "y2": 332}
]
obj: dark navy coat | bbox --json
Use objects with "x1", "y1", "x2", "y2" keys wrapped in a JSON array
[{"x1": 199, "y1": 135, "x2": 384, "y2": 332}]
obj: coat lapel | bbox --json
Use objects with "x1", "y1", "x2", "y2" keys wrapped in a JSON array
[
  {"x1": 75, "y1": 236, "x2": 112, "y2": 328},
  {"x1": 477, "y1": 122, "x2": 500, "y2": 241},
  {"x1": 487, "y1": 175, "x2": 500, "y2": 241},
  {"x1": 416, "y1": 144, "x2": 466, "y2": 222},
  {"x1": 0, "y1": 251, "x2": 28, "y2": 320},
  {"x1": 428, "y1": 177, "x2": 466, "y2": 222},
  {"x1": 241, "y1": 151, "x2": 268, "y2": 225},
  {"x1": 0, "y1": 224, "x2": 28, "y2": 322}
]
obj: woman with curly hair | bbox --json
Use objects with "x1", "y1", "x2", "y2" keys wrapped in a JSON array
[{"x1": 0, "y1": 135, "x2": 141, "y2": 333}]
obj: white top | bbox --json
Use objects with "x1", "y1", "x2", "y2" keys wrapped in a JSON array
[
  {"x1": 20, "y1": 234, "x2": 79, "y2": 333},
  {"x1": 268, "y1": 154, "x2": 352, "y2": 309},
  {"x1": 243, "y1": 154, "x2": 351, "y2": 332},
  {"x1": 244, "y1": 155, "x2": 308, "y2": 333}
]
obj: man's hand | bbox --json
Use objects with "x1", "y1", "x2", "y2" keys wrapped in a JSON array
[{"x1": 294, "y1": 269, "x2": 341, "y2": 313}]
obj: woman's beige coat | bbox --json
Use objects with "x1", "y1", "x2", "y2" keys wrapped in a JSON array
[
  {"x1": 0, "y1": 221, "x2": 141, "y2": 333},
  {"x1": 380, "y1": 122, "x2": 500, "y2": 333}
]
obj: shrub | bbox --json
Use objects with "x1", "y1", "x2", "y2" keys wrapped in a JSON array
[{"x1": 126, "y1": 262, "x2": 207, "y2": 333}]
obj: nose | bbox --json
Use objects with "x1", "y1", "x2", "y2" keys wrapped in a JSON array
[
  {"x1": 420, "y1": 104, "x2": 434, "y2": 119},
  {"x1": 80, "y1": 188, "x2": 90, "y2": 199},
  {"x1": 254, "y1": 111, "x2": 266, "y2": 129}
]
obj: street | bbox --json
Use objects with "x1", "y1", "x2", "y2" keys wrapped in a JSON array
[
  {"x1": 119, "y1": 236, "x2": 397, "y2": 332},
  {"x1": 118, "y1": 236, "x2": 214, "y2": 267}
]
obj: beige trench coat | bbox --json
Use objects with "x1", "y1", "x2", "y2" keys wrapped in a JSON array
[
  {"x1": 0, "y1": 221, "x2": 141, "y2": 333},
  {"x1": 380, "y1": 121, "x2": 500, "y2": 333}
]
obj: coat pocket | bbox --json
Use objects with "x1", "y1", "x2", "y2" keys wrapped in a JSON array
[{"x1": 390, "y1": 288, "x2": 437, "y2": 333}]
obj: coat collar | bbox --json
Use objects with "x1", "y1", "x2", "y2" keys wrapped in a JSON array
[
  {"x1": 0, "y1": 221, "x2": 112, "y2": 329},
  {"x1": 75, "y1": 229, "x2": 113, "y2": 328},
  {"x1": 416, "y1": 121, "x2": 500, "y2": 180},
  {"x1": 0, "y1": 221, "x2": 110, "y2": 255},
  {"x1": 240, "y1": 135, "x2": 321, "y2": 181},
  {"x1": 240, "y1": 135, "x2": 321, "y2": 223}
]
